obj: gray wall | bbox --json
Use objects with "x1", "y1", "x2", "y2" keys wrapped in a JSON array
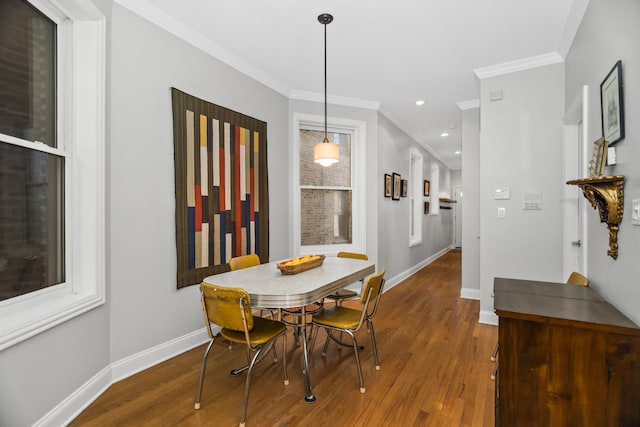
[
  {"x1": 377, "y1": 114, "x2": 453, "y2": 279},
  {"x1": 479, "y1": 63, "x2": 565, "y2": 322},
  {"x1": 461, "y1": 107, "x2": 480, "y2": 295},
  {"x1": 107, "y1": 3, "x2": 290, "y2": 362},
  {"x1": 565, "y1": 0, "x2": 640, "y2": 324},
  {"x1": 0, "y1": 3, "x2": 292, "y2": 426}
]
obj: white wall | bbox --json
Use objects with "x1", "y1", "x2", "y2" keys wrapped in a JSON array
[
  {"x1": 478, "y1": 63, "x2": 565, "y2": 323},
  {"x1": 565, "y1": 0, "x2": 640, "y2": 324},
  {"x1": 461, "y1": 107, "x2": 480, "y2": 298},
  {"x1": 377, "y1": 114, "x2": 453, "y2": 280}
]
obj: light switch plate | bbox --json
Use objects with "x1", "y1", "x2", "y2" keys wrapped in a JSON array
[
  {"x1": 494, "y1": 188, "x2": 510, "y2": 200},
  {"x1": 498, "y1": 207, "x2": 506, "y2": 218},
  {"x1": 632, "y1": 199, "x2": 640, "y2": 225}
]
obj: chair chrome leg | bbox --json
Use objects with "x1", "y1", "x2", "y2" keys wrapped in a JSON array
[
  {"x1": 321, "y1": 329, "x2": 331, "y2": 356},
  {"x1": 282, "y1": 332, "x2": 289, "y2": 385},
  {"x1": 367, "y1": 319, "x2": 380, "y2": 370},
  {"x1": 240, "y1": 345, "x2": 266, "y2": 427},
  {"x1": 347, "y1": 331, "x2": 366, "y2": 393},
  {"x1": 194, "y1": 338, "x2": 216, "y2": 409},
  {"x1": 491, "y1": 342, "x2": 499, "y2": 362},
  {"x1": 491, "y1": 362, "x2": 498, "y2": 381}
]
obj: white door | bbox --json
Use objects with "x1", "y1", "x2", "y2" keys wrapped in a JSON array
[
  {"x1": 453, "y1": 185, "x2": 463, "y2": 248},
  {"x1": 562, "y1": 86, "x2": 589, "y2": 279}
]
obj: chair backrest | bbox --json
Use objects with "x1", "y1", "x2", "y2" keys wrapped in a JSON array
[
  {"x1": 566, "y1": 271, "x2": 589, "y2": 287},
  {"x1": 229, "y1": 253, "x2": 260, "y2": 271},
  {"x1": 200, "y1": 283, "x2": 253, "y2": 332},
  {"x1": 337, "y1": 251, "x2": 369, "y2": 261},
  {"x1": 359, "y1": 268, "x2": 386, "y2": 310}
]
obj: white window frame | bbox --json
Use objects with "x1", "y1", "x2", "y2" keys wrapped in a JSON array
[
  {"x1": 0, "y1": 0, "x2": 106, "y2": 351},
  {"x1": 291, "y1": 113, "x2": 366, "y2": 256},
  {"x1": 409, "y1": 148, "x2": 423, "y2": 246}
]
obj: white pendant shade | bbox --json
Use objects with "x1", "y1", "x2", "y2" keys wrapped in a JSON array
[{"x1": 313, "y1": 141, "x2": 340, "y2": 167}]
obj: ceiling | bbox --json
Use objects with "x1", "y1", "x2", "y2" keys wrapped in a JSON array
[{"x1": 125, "y1": 0, "x2": 584, "y2": 170}]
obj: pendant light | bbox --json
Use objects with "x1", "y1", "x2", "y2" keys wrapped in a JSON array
[{"x1": 313, "y1": 13, "x2": 340, "y2": 167}]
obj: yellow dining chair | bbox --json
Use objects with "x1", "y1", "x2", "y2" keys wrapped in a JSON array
[
  {"x1": 566, "y1": 271, "x2": 589, "y2": 286},
  {"x1": 311, "y1": 268, "x2": 386, "y2": 393},
  {"x1": 490, "y1": 272, "x2": 590, "y2": 380},
  {"x1": 229, "y1": 253, "x2": 260, "y2": 271},
  {"x1": 325, "y1": 251, "x2": 369, "y2": 306},
  {"x1": 195, "y1": 283, "x2": 288, "y2": 427},
  {"x1": 229, "y1": 254, "x2": 277, "y2": 320}
]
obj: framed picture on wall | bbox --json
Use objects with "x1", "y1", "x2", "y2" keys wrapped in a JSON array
[
  {"x1": 423, "y1": 180, "x2": 430, "y2": 197},
  {"x1": 600, "y1": 60, "x2": 625, "y2": 145},
  {"x1": 401, "y1": 179, "x2": 408, "y2": 197},
  {"x1": 384, "y1": 174, "x2": 392, "y2": 198},
  {"x1": 424, "y1": 201, "x2": 430, "y2": 214},
  {"x1": 392, "y1": 173, "x2": 401, "y2": 200}
]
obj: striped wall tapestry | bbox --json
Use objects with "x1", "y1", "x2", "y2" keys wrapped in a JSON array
[{"x1": 171, "y1": 88, "x2": 269, "y2": 288}]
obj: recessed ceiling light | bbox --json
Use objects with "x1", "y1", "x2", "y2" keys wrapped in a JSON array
[
  {"x1": 455, "y1": 150, "x2": 461, "y2": 155},
  {"x1": 441, "y1": 132, "x2": 449, "y2": 137},
  {"x1": 415, "y1": 99, "x2": 425, "y2": 106}
]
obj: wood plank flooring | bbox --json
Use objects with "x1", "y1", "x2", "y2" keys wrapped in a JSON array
[{"x1": 70, "y1": 249, "x2": 497, "y2": 426}]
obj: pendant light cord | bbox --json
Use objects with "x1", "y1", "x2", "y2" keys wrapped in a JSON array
[{"x1": 323, "y1": 19, "x2": 328, "y2": 141}]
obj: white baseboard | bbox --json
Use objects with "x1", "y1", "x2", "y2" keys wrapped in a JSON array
[
  {"x1": 479, "y1": 310, "x2": 499, "y2": 326},
  {"x1": 33, "y1": 365, "x2": 112, "y2": 427},
  {"x1": 111, "y1": 327, "x2": 211, "y2": 383},
  {"x1": 460, "y1": 287, "x2": 480, "y2": 300},
  {"x1": 384, "y1": 246, "x2": 452, "y2": 292},
  {"x1": 37, "y1": 326, "x2": 215, "y2": 427}
]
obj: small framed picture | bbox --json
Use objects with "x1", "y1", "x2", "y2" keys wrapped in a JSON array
[
  {"x1": 423, "y1": 180, "x2": 430, "y2": 197},
  {"x1": 401, "y1": 179, "x2": 408, "y2": 197},
  {"x1": 384, "y1": 174, "x2": 392, "y2": 198},
  {"x1": 392, "y1": 173, "x2": 401, "y2": 200},
  {"x1": 424, "y1": 201, "x2": 430, "y2": 214},
  {"x1": 600, "y1": 60, "x2": 624, "y2": 145},
  {"x1": 589, "y1": 137, "x2": 608, "y2": 177}
]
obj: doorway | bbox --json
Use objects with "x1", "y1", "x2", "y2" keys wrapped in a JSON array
[{"x1": 562, "y1": 85, "x2": 590, "y2": 278}]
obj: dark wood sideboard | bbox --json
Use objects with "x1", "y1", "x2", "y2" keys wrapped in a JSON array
[{"x1": 494, "y1": 277, "x2": 640, "y2": 426}]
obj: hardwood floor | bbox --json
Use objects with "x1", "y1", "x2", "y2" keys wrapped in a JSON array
[{"x1": 70, "y1": 250, "x2": 497, "y2": 426}]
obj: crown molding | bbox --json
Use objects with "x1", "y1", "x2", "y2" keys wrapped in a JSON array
[
  {"x1": 474, "y1": 52, "x2": 563, "y2": 80},
  {"x1": 113, "y1": 0, "x2": 290, "y2": 96},
  {"x1": 289, "y1": 90, "x2": 381, "y2": 110},
  {"x1": 457, "y1": 99, "x2": 480, "y2": 110}
]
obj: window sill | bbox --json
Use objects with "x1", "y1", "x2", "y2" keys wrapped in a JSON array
[{"x1": 0, "y1": 287, "x2": 104, "y2": 351}]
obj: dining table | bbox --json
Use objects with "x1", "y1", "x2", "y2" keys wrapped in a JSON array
[{"x1": 203, "y1": 255, "x2": 376, "y2": 403}]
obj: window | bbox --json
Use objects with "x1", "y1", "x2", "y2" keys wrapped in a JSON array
[
  {"x1": 409, "y1": 149, "x2": 423, "y2": 245},
  {"x1": 293, "y1": 114, "x2": 365, "y2": 255},
  {"x1": 0, "y1": 0, "x2": 105, "y2": 350},
  {"x1": 0, "y1": 0, "x2": 63, "y2": 302}
]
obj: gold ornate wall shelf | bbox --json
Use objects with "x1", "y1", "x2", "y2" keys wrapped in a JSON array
[{"x1": 566, "y1": 175, "x2": 624, "y2": 259}]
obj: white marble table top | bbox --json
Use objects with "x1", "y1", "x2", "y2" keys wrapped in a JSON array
[{"x1": 203, "y1": 256, "x2": 375, "y2": 309}]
